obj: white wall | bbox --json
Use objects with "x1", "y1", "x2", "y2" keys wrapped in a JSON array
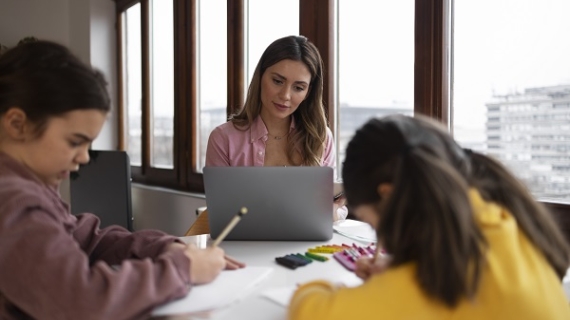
[
  {"x1": 0, "y1": 0, "x2": 202, "y2": 236},
  {"x1": 0, "y1": 0, "x2": 116, "y2": 149},
  {"x1": 132, "y1": 185, "x2": 206, "y2": 236},
  {"x1": 0, "y1": 0, "x2": 70, "y2": 48},
  {"x1": 88, "y1": 0, "x2": 118, "y2": 150}
]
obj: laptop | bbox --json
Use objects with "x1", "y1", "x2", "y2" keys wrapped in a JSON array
[
  {"x1": 70, "y1": 150, "x2": 133, "y2": 231},
  {"x1": 203, "y1": 166, "x2": 334, "y2": 241}
]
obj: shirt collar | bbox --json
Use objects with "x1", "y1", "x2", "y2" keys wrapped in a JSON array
[{"x1": 249, "y1": 115, "x2": 296, "y2": 143}]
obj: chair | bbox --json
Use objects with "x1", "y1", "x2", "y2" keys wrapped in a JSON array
[
  {"x1": 70, "y1": 150, "x2": 133, "y2": 231},
  {"x1": 184, "y1": 208, "x2": 210, "y2": 236}
]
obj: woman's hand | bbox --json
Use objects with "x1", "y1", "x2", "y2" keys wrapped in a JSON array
[
  {"x1": 354, "y1": 254, "x2": 391, "y2": 281},
  {"x1": 333, "y1": 194, "x2": 347, "y2": 221}
]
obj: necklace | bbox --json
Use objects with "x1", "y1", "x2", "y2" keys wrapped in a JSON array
[{"x1": 270, "y1": 131, "x2": 290, "y2": 140}]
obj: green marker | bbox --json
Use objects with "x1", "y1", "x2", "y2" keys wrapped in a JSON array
[
  {"x1": 295, "y1": 253, "x2": 313, "y2": 263},
  {"x1": 305, "y1": 252, "x2": 328, "y2": 262}
]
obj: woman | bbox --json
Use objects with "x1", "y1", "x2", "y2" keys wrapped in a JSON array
[{"x1": 206, "y1": 35, "x2": 346, "y2": 220}]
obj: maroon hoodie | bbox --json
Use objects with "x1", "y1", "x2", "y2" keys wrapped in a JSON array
[{"x1": 0, "y1": 152, "x2": 191, "y2": 319}]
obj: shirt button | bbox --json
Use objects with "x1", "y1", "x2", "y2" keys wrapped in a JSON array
[
  {"x1": 258, "y1": 151, "x2": 263, "y2": 156},
  {"x1": 251, "y1": 139, "x2": 254, "y2": 143}
]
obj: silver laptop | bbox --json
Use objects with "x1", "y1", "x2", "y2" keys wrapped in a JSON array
[{"x1": 203, "y1": 166, "x2": 334, "y2": 241}]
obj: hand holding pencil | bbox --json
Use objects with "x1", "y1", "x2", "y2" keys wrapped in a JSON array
[
  {"x1": 211, "y1": 207, "x2": 248, "y2": 269},
  {"x1": 180, "y1": 207, "x2": 248, "y2": 284}
]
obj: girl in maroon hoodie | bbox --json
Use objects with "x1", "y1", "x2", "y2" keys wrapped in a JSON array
[{"x1": 0, "y1": 40, "x2": 243, "y2": 320}]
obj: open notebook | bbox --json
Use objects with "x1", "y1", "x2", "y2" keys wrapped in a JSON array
[{"x1": 152, "y1": 266, "x2": 273, "y2": 316}]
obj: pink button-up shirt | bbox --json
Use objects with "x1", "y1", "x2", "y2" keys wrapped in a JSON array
[{"x1": 205, "y1": 116, "x2": 336, "y2": 168}]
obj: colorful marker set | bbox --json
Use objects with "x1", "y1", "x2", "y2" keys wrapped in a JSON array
[
  {"x1": 333, "y1": 243, "x2": 378, "y2": 272},
  {"x1": 276, "y1": 251, "x2": 335, "y2": 270},
  {"x1": 274, "y1": 244, "x2": 382, "y2": 271}
]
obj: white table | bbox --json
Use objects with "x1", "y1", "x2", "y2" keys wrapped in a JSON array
[
  {"x1": 155, "y1": 231, "x2": 570, "y2": 320},
  {"x1": 156, "y1": 232, "x2": 366, "y2": 320}
]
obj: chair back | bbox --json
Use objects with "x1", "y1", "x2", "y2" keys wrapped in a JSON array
[{"x1": 70, "y1": 150, "x2": 133, "y2": 231}]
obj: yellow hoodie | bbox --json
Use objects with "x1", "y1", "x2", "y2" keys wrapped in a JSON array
[{"x1": 289, "y1": 190, "x2": 570, "y2": 320}]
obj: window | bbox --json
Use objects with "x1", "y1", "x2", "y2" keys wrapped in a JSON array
[
  {"x1": 149, "y1": 0, "x2": 174, "y2": 168},
  {"x1": 336, "y1": 0, "x2": 414, "y2": 171},
  {"x1": 452, "y1": 0, "x2": 570, "y2": 203},
  {"x1": 197, "y1": 0, "x2": 298, "y2": 171},
  {"x1": 121, "y1": 3, "x2": 142, "y2": 166},
  {"x1": 115, "y1": 0, "x2": 570, "y2": 222},
  {"x1": 196, "y1": 0, "x2": 228, "y2": 172}
]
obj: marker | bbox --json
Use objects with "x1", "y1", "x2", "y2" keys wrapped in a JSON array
[
  {"x1": 294, "y1": 253, "x2": 313, "y2": 264},
  {"x1": 275, "y1": 257, "x2": 298, "y2": 269},
  {"x1": 308, "y1": 248, "x2": 338, "y2": 254},
  {"x1": 285, "y1": 254, "x2": 311, "y2": 266},
  {"x1": 346, "y1": 248, "x2": 361, "y2": 260},
  {"x1": 212, "y1": 207, "x2": 248, "y2": 247},
  {"x1": 305, "y1": 252, "x2": 329, "y2": 262}
]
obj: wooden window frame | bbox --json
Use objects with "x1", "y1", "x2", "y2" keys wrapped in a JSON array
[{"x1": 115, "y1": 0, "x2": 570, "y2": 236}]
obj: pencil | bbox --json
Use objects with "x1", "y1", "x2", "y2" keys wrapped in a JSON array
[
  {"x1": 373, "y1": 245, "x2": 381, "y2": 261},
  {"x1": 212, "y1": 207, "x2": 248, "y2": 247}
]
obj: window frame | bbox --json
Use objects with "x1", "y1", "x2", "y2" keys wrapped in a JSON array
[{"x1": 114, "y1": 0, "x2": 570, "y2": 230}]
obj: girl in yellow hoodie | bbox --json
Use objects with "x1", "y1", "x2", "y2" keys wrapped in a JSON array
[{"x1": 289, "y1": 114, "x2": 570, "y2": 320}]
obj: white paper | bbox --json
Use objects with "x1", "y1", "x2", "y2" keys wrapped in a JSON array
[
  {"x1": 261, "y1": 285, "x2": 296, "y2": 307},
  {"x1": 333, "y1": 219, "x2": 377, "y2": 243},
  {"x1": 152, "y1": 266, "x2": 273, "y2": 316},
  {"x1": 262, "y1": 276, "x2": 364, "y2": 308}
]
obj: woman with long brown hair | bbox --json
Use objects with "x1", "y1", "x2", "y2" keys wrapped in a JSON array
[{"x1": 206, "y1": 35, "x2": 346, "y2": 220}]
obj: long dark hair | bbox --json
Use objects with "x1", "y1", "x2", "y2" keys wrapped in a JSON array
[
  {"x1": 342, "y1": 114, "x2": 570, "y2": 307},
  {"x1": 231, "y1": 35, "x2": 328, "y2": 166},
  {"x1": 0, "y1": 40, "x2": 110, "y2": 135}
]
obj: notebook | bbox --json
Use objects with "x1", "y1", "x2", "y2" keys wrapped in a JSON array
[
  {"x1": 203, "y1": 166, "x2": 334, "y2": 241},
  {"x1": 152, "y1": 266, "x2": 273, "y2": 316}
]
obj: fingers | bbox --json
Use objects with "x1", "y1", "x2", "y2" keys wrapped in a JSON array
[
  {"x1": 354, "y1": 257, "x2": 373, "y2": 280},
  {"x1": 224, "y1": 255, "x2": 246, "y2": 270},
  {"x1": 186, "y1": 246, "x2": 226, "y2": 285},
  {"x1": 370, "y1": 254, "x2": 392, "y2": 274}
]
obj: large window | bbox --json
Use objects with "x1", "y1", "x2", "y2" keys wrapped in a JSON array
[
  {"x1": 115, "y1": 0, "x2": 570, "y2": 215},
  {"x1": 197, "y1": 0, "x2": 298, "y2": 171},
  {"x1": 452, "y1": 0, "x2": 570, "y2": 202},
  {"x1": 121, "y1": 3, "x2": 142, "y2": 166},
  {"x1": 196, "y1": 0, "x2": 228, "y2": 172},
  {"x1": 336, "y1": 0, "x2": 414, "y2": 171}
]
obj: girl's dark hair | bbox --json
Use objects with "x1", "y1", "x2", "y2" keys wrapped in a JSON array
[
  {"x1": 0, "y1": 40, "x2": 110, "y2": 135},
  {"x1": 342, "y1": 114, "x2": 570, "y2": 307},
  {"x1": 230, "y1": 35, "x2": 328, "y2": 166}
]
